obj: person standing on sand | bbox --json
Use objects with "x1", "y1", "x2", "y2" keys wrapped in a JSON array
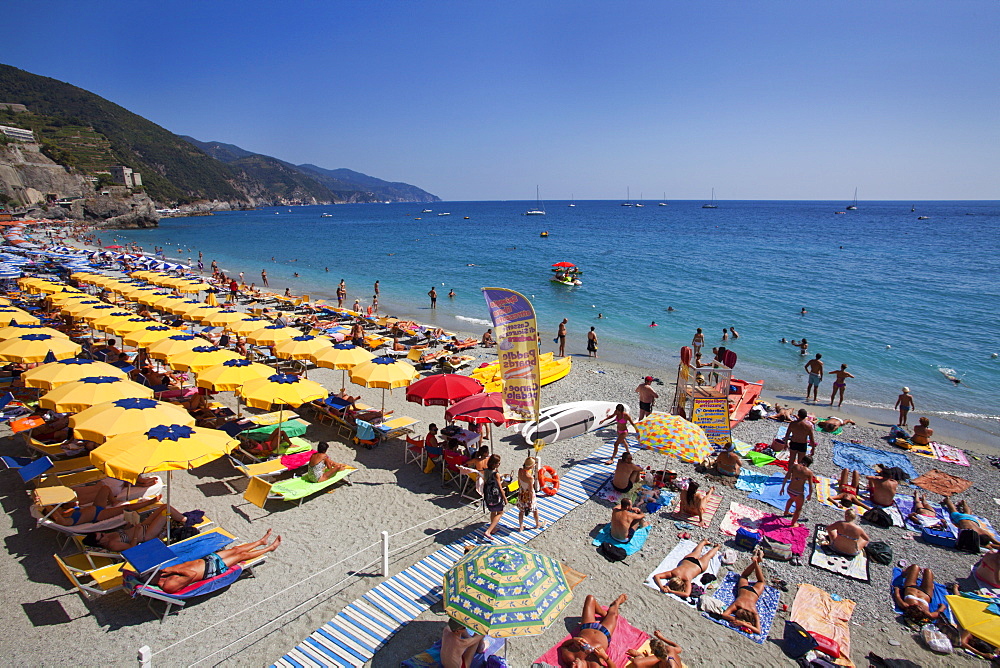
[
  {"x1": 692, "y1": 328, "x2": 704, "y2": 355},
  {"x1": 557, "y1": 318, "x2": 567, "y2": 357},
  {"x1": 780, "y1": 454, "x2": 813, "y2": 528},
  {"x1": 785, "y1": 408, "x2": 816, "y2": 464},
  {"x1": 261, "y1": 269, "x2": 268, "y2": 287},
  {"x1": 587, "y1": 326, "x2": 598, "y2": 358},
  {"x1": 337, "y1": 280, "x2": 347, "y2": 308},
  {"x1": 635, "y1": 376, "x2": 659, "y2": 420},
  {"x1": 895, "y1": 387, "x2": 914, "y2": 426},
  {"x1": 804, "y1": 353, "x2": 824, "y2": 402},
  {"x1": 829, "y1": 363, "x2": 854, "y2": 407},
  {"x1": 428, "y1": 286, "x2": 437, "y2": 308}
]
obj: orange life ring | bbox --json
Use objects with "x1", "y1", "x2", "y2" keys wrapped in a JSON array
[{"x1": 538, "y1": 466, "x2": 560, "y2": 496}]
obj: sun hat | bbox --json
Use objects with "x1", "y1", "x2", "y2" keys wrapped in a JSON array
[{"x1": 902, "y1": 386, "x2": 909, "y2": 392}]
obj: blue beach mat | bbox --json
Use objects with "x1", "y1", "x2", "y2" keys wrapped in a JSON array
[
  {"x1": 891, "y1": 567, "x2": 954, "y2": 623},
  {"x1": 749, "y1": 476, "x2": 794, "y2": 512},
  {"x1": 894, "y1": 494, "x2": 955, "y2": 534},
  {"x1": 833, "y1": 440, "x2": 917, "y2": 479},
  {"x1": 592, "y1": 523, "x2": 652, "y2": 556},
  {"x1": 702, "y1": 571, "x2": 781, "y2": 644},
  {"x1": 736, "y1": 468, "x2": 771, "y2": 495}
]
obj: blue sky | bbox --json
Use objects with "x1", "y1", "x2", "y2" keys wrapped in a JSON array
[{"x1": 5, "y1": 1, "x2": 998, "y2": 200}]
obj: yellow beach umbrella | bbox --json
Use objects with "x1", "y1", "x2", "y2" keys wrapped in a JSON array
[
  {"x1": 167, "y1": 345, "x2": 242, "y2": 372},
  {"x1": 245, "y1": 324, "x2": 301, "y2": 346},
  {"x1": 349, "y1": 355, "x2": 418, "y2": 413},
  {"x1": 0, "y1": 324, "x2": 70, "y2": 341},
  {"x1": 196, "y1": 358, "x2": 274, "y2": 392},
  {"x1": 947, "y1": 595, "x2": 1000, "y2": 648},
  {"x1": 106, "y1": 317, "x2": 159, "y2": 337},
  {"x1": 148, "y1": 295, "x2": 187, "y2": 312},
  {"x1": 39, "y1": 376, "x2": 154, "y2": 413},
  {"x1": 180, "y1": 304, "x2": 222, "y2": 323},
  {"x1": 275, "y1": 334, "x2": 333, "y2": 360},
  {"x1": 0, "y1": 333, "x2": 81, "y2": 363},
  {"x1": 166, "y1": 299, "x2": 206, "y2": 317},
  {"x1": 175, "y1": 279, "x2": 212, "y2": 293},
  {"x1": 202, "y1": 310, "x2": 246, "y2": 328},
  {"x1": 91, "y1": 310, "x2": 139, "y2": 332},
  {"x1": 18, "y1": 277, "x2": 52, "y2": 293},
  {"x1": 237, "y1": 373, "x2": 327, "y2": 410},
  {"x1": 75, "y1": 303, "x2": 121, "y2": 322},
  {"x1": 312, "y1": 343, "x2": 375, "y2": 370},
  {"x1": 91, "y1": 424, "x2": 238, "y2": 483},
  {"x1": 46, "y1": 291, "x2": 90, "y2": 305},
  {"x1": 136, "y1": 291, "x2": 176, "y2": 306},
  {"x1": 70, "y1": 397, "x2": 195, "y2": 443},
  {"x1": 22, "y1": 358, "x2": 127, "y2": 390},
  {"x1": 122, "y1": 285, "x2": 163, "y2": 301},
  {"x1": 636, "y1": 412, "x2": 714, "y2": 463},
  {"x1": 60, "y1": 299, "x2": 103, "y2": 317},
  {"x1": 0, "y1": 308, "x2": 40, "y2": 326},
  {"x1": 225, "y1": 317, "x2": 271, "y2": 336},
  {"x1": 146, "y1": 334, "x2": 203, "y2": 361},
  {"x1": 122, "y1": 324, "x2": 181, "y2": 348}
]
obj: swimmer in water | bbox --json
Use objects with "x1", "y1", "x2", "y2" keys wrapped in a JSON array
[
  {"x1": 650, "y1": 321, "x2": 658, "y2": 327},
  {"x1": 779, "y1": 338, "x2": 787, "y2": 343},
  {"x1": 800, "y1": 308, "x2": 808, "y2": 315},
  {"x1": 597, "y1": 313, "x2": 604, "y2": 319},
  {"x1": 666, "y1": 306, "x2": 674, "y2": 312}
]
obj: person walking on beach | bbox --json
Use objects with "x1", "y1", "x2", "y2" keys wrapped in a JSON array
[
  {"x1": 557, "y1": 318, "x2": 567, "y2": 356},
  {"x1": 829, "y1": 363, "x2": 854, "y2": 408},
  {"x1": 780, "y1": 454, "x2": 814, "y2": 528},
  {"x1": 692, "y1": 328, "x2": 704, "y2": 355},
  {"x1": 804, "y1": 353, "x2": 824, "y2": 402},
  {"x1": 261, "y1": 269, "x2": 268, "y2": 287},
  {"x1": 895, "y1": 387, "x2": 915, "y2": 426},
  {"x1": 786, "y1": 408, "x2": 816, "y2": 464},
  {"x1": 337, "y1": 280, "x2": 347, "y2": 308},
  {"x1": 428, "y1": 286, "x2": 437, "y2": 308},
  {"x1": 587, "y1": 326, "x2": 598, "y2": 358},
  {"x1": 635, "y1": 376, "x2": 659, "y2": 420}
]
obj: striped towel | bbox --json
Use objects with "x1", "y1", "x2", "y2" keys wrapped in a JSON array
[{"x1": 670, "y1": 492, "x2": 722, "y2": 528}]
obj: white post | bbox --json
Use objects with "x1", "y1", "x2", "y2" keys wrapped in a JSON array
[
  {"x1": 381, "y1": 530, "x2": 390, "y2": 577},
  {"x1": 138, "y1": 645, "x2": 152, "y2": 667}
]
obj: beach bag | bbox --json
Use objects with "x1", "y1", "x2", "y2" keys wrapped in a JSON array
[
  {"x1": 760, "y1": 536, "x2": 793, "y2": 561},
  {"x1": 482, "y1": 474, "x2": 503, "y2": 510},
  {"x1": 863, "y1": 507, "x2": 893, "y2": 529},
  {"x1": 920, "y1": 625, "x2": 952, "y2": 654},
  {"x1": 735, "y1": 527, "x2": 762, "y2": 550},
  {"x1": 699, "y1": 595, "x2": 726, "y2": 615},
  {"x1": 864, "y1": 541, "x2": 892, "y2": 565},
  {"x1": 956, "y1": 528, "x2": 982, "y2": 554},
  {"x1": 486, "y1": 656, "x2": 509, "y2": 668},
  {"x1": 808, "y1": 632, "x2": 841, "y2": 659},
  {"x1": 598, "y1": 542, "x2": 627, "y2": 562},
  {"x1": 921, "y1": 526, "x2": 956, "y2": 548},
  {"x1": 782, "y1": 621, "x2": 818, "y2": 659}
]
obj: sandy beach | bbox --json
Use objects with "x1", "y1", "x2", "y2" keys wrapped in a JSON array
[{"x1": 1, "y1": 235, "x2": 996, "y2": 667}]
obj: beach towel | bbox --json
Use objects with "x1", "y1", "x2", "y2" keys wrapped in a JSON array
[
  {"x1": 813, "y1": 476, "x2": 840, "y2": 510},
  {"x1": 644, "y1": 539, "x2": 723, "y2": 606},
  {"x1": 733, "y1": 439, "x2": 755, "y2": 456},
  {"x1": 748, "y1": 474, "x2": 839, "y2": 512},
  {"x1": 535, "y1": 614, "x2": 649, "y2": 667},
  {"x1": 596, "y1": 477, "x2": 639, "y2": 504},
  {"x1": 596, "y1": 479, "x2": 674, "y2": 510},
  {"x1": 592, "y1": 524, "x2": 652, "y2": 556},
  {"x1": 279, "y1": 449, "x2": 315, "y2": 470},
  {"x1": 810, "y1": 526, "x2": 870, "y2": 581},
  {"x1": 669, "y1": 492, "x2": 722, "y2": 528},
  {"x1": 790, "y1": 584, "x2": 856, "y2": 666},
  {"x1": 891, "y1": 567, "x2": 954, "y2": 624},
  {"x1": 911, "y1": 469, "x2": 972, "y2": 496},
  {"x1": 894, "y1": 494, "x2": 954, "y2": 533},
  {"x1": 818, "y1": 417, "x2": 844, "y2": 436},
  {"x1": 932, "y1": 442, "x2": 970, "y2": 467},
  {"x1": 746, "y1": 451, "x2": 776, "y2": 467},
  {"x1": 905, "y1": 439, "x2": 938, "y2": 459},
  {"x1": 701, "y1": 571, "x2": 781, "y2": 644},
  {"x1": 719, "y1": 502, "x2": 810, "y2": 555},
  {"x1": 832, "y1": 440, "x2": 917, "y2": 479},
  {"x1": 736, "y1": 469, "x2": 771, "y2": 495},
  {"x1": 774, "y1": 423, "x2": 788, "y2": 440}
]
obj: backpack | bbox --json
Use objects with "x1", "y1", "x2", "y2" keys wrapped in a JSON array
[
  {"x1": 863, "y1": 507, "x2": 893, "y2": 529},
  {"x1": 482, "y1": 474, "x2": 503, "y2": 509},
  {"x1": 956, "y1": 528, "x2": 983, "y2": 554},
  {"x1": 865, "y1": 541, "x2": 892, "y2": 565},
  {"x1": 598, "y1": 542, "x2": 627, "y2": 562}
]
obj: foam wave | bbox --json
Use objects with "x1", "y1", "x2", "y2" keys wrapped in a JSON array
[
  {"x1": 456, "y1": 315, "x2": 492, "y2": 327},
  {"x1": 845, "y1": 399, "x2": 999, "y2": 422}
]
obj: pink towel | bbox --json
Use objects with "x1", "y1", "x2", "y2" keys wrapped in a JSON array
[
  {"x1": 932, "y1": 442, "x2": 970, "y2": 466},
  {"x1": 280, "y1": 450, "x2": 316, "y2": 469},
  {"x1": 536, "y1": 614, "x2": 649, "y2": 667},
  {"x1": 719, "y1": 501, "x2": 809, "y2": 555}
]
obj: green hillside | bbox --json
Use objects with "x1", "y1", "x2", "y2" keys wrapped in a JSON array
[
  {"x1": 0, "y1": 64, "x2": 243, "y2": 204},
  {"x1": 0, "y1": 108, "x2": 116, "y2": 173}
]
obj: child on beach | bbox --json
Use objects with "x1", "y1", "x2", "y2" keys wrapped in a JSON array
[{"x1": 895, "y1": 387, "x2": 914, "y2": 426}]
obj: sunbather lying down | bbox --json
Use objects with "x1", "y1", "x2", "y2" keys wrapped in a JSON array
[
  {"x1": 653, "y1": 539, "x2": 720, "y2": 598},
  {"x1": 558, "y1": 594, "x2": 627, "y2": 668},
  {"x1": 155, "y1": 530, "x2": 281, "y2": 593}
]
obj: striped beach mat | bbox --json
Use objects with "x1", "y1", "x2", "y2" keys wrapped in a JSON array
[{"x1": 273, "y1": 442, "x2": 615, "y2": 668}]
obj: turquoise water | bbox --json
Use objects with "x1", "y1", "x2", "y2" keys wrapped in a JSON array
[{"x1": 110, "y1": 200, "x2": 1000, "y2": 438}]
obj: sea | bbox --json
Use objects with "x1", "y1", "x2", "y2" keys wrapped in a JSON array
[{"x1": 107, "y1": 199, "x2": 1000, "y2": 442}]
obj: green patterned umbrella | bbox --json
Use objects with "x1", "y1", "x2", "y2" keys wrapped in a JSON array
[{"x1": 443, "y1": 545, "x2": 573, "y2": 637}]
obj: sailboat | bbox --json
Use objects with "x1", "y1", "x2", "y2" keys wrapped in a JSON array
[
  {"x1": 659, "y1": 192, "x2": 667, "y2": 206},
  {"x1": 621, "y1": 187, "x2": 633, "y2": 207},
  {"x1": 568, "y1": 194, "x2": 576, "y2": 207},
  {"x1": 702, "y1": 188, "x2": 718, "y2": 209},
  {"x1": 846, "y1": 188, "x2": 858, "y2": 210},
  {"x1": 525, "y1": 186, "x2": 546, "y2": 215}
]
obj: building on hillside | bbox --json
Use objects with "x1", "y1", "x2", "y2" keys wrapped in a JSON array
[
  {"x1": 0, "y1": 124, "x2": 35, "y2": 143},
  {"x1": 0, "y1": 103, "x2": 28, "y2": 113},
  {"x1": 109, "y1": 165, "x2": 142, "y2": 188}
]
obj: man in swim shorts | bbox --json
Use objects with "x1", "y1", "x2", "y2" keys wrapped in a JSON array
[
  {"x1": 804, "y1": 354, "x2": 824, "y2": 402},
  {"x1": 785, "y1": 408, "x2": 816, "y2": 464},
  {"x1": 894, "y1": 387, "x2": 914, "y2": 427},
  {"x1": 635, "y1": 376, "x2": 659, "y2": 420},
  {"x1": 613, "y1": 452, "x2": 642, "y2": 493},
  {"x1": 829, "y1": 363, "x2": 854, "y2": 408},
  {"x1": 610, "y1": 498, "x2": 646, "y2": 542},
  {"x1": 154, "y1": 530, "x2": 281, "y2": 593},
  {"x1": 558, "y1": 594, "x2": 628, "y2": 668}
]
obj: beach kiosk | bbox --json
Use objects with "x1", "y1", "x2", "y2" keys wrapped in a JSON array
[{"x1": 670, "y1": 356, "x2": 732, "y2": 449}]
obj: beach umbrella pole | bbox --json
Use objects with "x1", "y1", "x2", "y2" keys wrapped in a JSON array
[{"x1": 165, "y1": 470, "x2": 172, "y2": 542}]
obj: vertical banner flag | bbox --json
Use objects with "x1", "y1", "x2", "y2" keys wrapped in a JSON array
[{"x1": 481, "y1": 288, "x2": 541, "y2": 422}]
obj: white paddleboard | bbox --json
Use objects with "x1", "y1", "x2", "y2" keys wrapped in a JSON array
[{"x1": 522, "y1": 401, "x2": 629, "y2": 445}]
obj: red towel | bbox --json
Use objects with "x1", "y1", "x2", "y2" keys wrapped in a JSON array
[{"x1": 535, "y1": 614, "x2": 649, "y2": 667}]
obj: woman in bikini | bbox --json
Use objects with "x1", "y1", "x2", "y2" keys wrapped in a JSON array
[
  {"x1": 652, "y1": 539, "x2": 720, "y2": 598},
  {"x1": 626, "y1": 631, "x2": 684, "y2": 668},
  {"x1": 719, "y1": 552, "x2": 768, "y2": 634},
  {"x1": 678, "y1": 481, "x2": 716, "y2": 525},
  {"x1": 823, "y1": 508, "x2": 870, "y2": 557},
  {"x1": 558, "y1": 594, "x2": 628, "y2": 668},
  {"x1": 830, "y1": 469, "x2": 870, "y2": 509},
  {"x1": 905, "y1": 491, "x2": 944, "y2": 530},
  {"x1": 606, "y1": 404, "x2": 637, "y2": 464},
  {"x1": 892, "y1": 564, "x2": 946, "y2": 622},
  {"x1": 46, "y1": 494, "x2": 162, "y2": 527},
  {"x1": 973, "y1": 550, "x2": 1000, "y2": 589},
  {"x1": 912, "y1": 416, "x2": 934, "y2": 446},
  {"x1": 83, "y1": 504, "x2": 187, "y2": 552}
]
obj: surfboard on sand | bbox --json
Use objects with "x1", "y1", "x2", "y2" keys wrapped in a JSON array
[{"x1": 522, "y1": 401, "x2": 629, "y2": 446}]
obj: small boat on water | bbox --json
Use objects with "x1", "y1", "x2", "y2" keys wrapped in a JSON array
[
  {"x1": 438, "y1": 212, "x2": 451, "y2": 216},
  {"x1": 550, "y1": 261, "x2": 582, "y2": 286},
  {"x1": 621, "y1": 187, "x2": 633, "y2": 207},
  {"x1": 917, "y1": 216, "x2": 929, "y2": 220},
  {"x1": 540, "y1": 231, "x2": 549, "y2": 237},
  {"x1": 702, "y1": 188, "x2": 718, "y2": 209},
  {"x1": 659, "y1": 192, "x2": 668, "y2": 206},
  {"x1": 525, "y1": 186, "x2": 546, "y2": 215},
  {"x1": 321, "y1": 213, "x2": 332, "y2": 217},
  {"x1": 846, "y1": 188, "x2": 858, "y2": 210}
]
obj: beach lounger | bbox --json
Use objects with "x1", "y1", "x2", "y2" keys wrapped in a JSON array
[
  {"x1": 229, "y1": 455, "x2": 295, "y2": 479},
  {"x1": 242, "y1": 466, "x2": 357, "y2": 508},
  {"x1": 375, "y1": 415, "x2": 420, "y2": 441},
  {"x1": 54, "y1": 552, "x2": 125, "y2": 600},
  {"x1": 2, "y1": 455, "x2": 93, "y2": 483},
  {"x1": 353, "y1": 419, "x2": 379, "y2": 449}
]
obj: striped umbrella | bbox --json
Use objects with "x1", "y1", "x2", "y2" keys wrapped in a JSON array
[
  {"x1": 636, "y1": 412, "x2": 713, "y2": 463},
  {"x1": 443, "y1": 545, "x2": 573, "y2": 638}
]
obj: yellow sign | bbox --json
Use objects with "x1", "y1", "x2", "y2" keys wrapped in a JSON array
[
  {"x1": 481, "y1": 288, "x2": 541, "y2": 423},
  {"x1": 692, "y1": 396, "x2": 731, "y2": 448}
]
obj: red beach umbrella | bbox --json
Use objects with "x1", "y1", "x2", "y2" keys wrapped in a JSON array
[
  {"x1": 551, "y1": 262, "x2": 576, "y2": 268},
  {"x1": 405, "y1": 374, "x2": 484, "y2": 407},
  {"x1": 445, "y1": 392, "x2": 506, "y2": 425}
]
